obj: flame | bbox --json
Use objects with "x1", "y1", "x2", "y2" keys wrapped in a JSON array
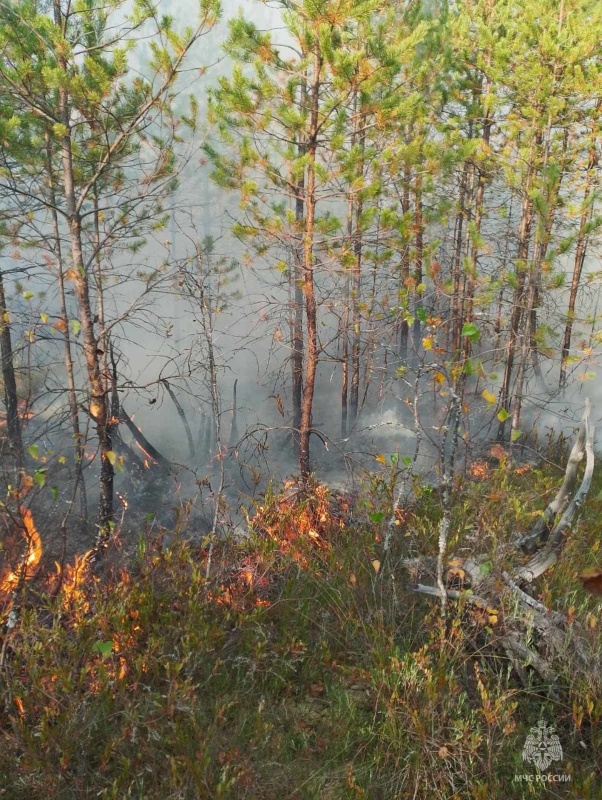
[
  {"x1": 0, "y1": 403, "x2": 34, "y2": 428},
  {"x1": 59, "y1": 550, "x2": 93, "y2": 607},
  {"x1": 514, "y1": 464, "x2": 532, "y2": 475},
  {"x1": 469, "y1": 461, "x2": 490, "y2": 480},
  {"x1": 252, "y1": 482, "x2": 342, "y2": 564},
  {"x1": 1, "y1": 507, "x2": 43, "y2": 594},
  {"x1": 135, "y1": 441, "x2": 156, "y2": 468}
]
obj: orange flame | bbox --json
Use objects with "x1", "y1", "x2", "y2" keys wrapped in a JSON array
[
  {"x1": 1, "y1": 507, "x2": 43, "y2": 594},
  {"x1": 135, "y1": 441, "x2": 156, "y2": 468},
  {"x1": 59, "y1": 550, "x2": 93, "y2": 607},
  {"x1": 469, "y1": 461, "x2": 490, "y2": 480}
]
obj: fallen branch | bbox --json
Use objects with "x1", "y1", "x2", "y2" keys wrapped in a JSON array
[
  {"x1": 162, "y1": 379, "x2": 195, "y2": 460},
  {"x1": 514, "y1": 401, "x2": 594, "y2": 583},
  {"x1": 515, "y1": 405, "x2": 589, "y2": 554},
  {"x1": 119, "y1": 406, "x2": 172, "y2": 471},
  {"x1": 403, "y1": 400, "x2": 598, "y2": 684}
]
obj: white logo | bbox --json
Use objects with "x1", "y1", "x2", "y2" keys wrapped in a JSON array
[{"x1": 522, "y1": 721, "x2": 563, "y2": 771}]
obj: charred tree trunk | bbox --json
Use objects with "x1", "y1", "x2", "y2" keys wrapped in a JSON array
[{"x1": 0, "y1": 267, "x2": 22, "y2": 475}]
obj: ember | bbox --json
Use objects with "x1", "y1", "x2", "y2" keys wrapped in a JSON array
[{"x1": 469, "y1": 461, "x2": 490, "y2": 480}]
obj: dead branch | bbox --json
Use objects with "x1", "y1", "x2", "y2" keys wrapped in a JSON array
[
  {"x1": 404, "y1": 400, "x2": 598, "y2": 684},
  {"x1": 514, "y1": 401, "x2": 594, "y2": 583},
  {"x1": 119, "y1": 406, "x2": 172, "y2": 471},
  {"x1": 515, "y1": 404, "x2": 589, "y2": 554},
  {"x1": 161, "y1": 379, "x2": 196, "y2": 460}
]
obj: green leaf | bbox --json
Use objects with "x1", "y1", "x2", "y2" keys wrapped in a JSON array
[
  {"x1": 511, "y1": 429, "x2": 522, "y2": 442},
  {"x1": 23, "y1": 291, "x2": 34, "y2": 300},
  {"x1": 402, "y1": 456, "x2": 413, "y2": 468},
  {"x1": 461, "y1": 322, "x2": 480, "y2": 341},
  {"x1": 27, "y1": 444, "x2": 39, "y2": 460},
  {"x1": 69, "y1": 319, "x2": 81, "y2": 336},
  {"x1": 416, "y1": 307, "x2": 427, "y2": 323},
  {"x1": 91, "y1": 640, "x2": 113, "y2": 660},
  {"x1": 369, "y1": 512, "x2": 385, "y2": 524},
  {"x1": 33, "y1": 469, "x2": 46, "y2": 489},
  {"x1": 497, "y1": 409, "x2": 509, "y2": 422},
  {"x1": 51, "y1": 485, "x2": 58, "y2": 501}
]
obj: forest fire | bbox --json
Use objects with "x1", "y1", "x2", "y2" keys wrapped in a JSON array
[
  {"x1": 469, "y1": 461, "x2": 490, "y2": 480},
  {"x1": 56, "y1": 550, "x2": 93, "y2": 609},
  {"x1": 0, "y1": 507, "x2": 42, "y2": 596},
  {"x1": 135, "y1": 441, "x2": 155, "y2": 469},
  {"x1": 252, "y1": 482, "x2": 343, "y2": 562},
  {"x1": 0, "y1": 403, "x2": 34, "y2": 428}
]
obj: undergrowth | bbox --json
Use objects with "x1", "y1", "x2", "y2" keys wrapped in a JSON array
[{"x1": 0, "y1": 462, "x2": 601, "y2": 799}]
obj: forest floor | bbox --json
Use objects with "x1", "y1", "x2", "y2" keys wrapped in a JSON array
[{"x1": 0, "y1": 451, "x2": 601, "y2": 799}]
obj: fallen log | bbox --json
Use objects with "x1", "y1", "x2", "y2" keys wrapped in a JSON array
[
  {"x1": 513, "y1": 400, "x2": 594, "y2": 583},
  {"x1": 119, "y1": 406, "x2": 172, "y2": 471},
  {"x1": 404, "y1": 400, "x2": 597, "y2": 684},
  {"x1": 515, "y1": 401, "x2": 590, "y2": 554},
  {"x1": 162, "y1": 380, "x2": 195, "y2": 460}
]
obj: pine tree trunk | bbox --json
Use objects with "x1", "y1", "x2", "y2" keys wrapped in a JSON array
[
  {"x1": 53, "y1": 0, "x2": 113, "y2": 540},
  {"x1": 559, "y1": 108, "x2": 600, "y2": 391},
  {"x1": 411, "y1": 173, "x2": 423, "y2": 366},
  {"x1": 292, "y1": 81, "x2": 306, "y2": 447},
  {"x1": 451, "y1": 161, "x2": 470, "y2": 358},
  {"x1": 398, "y1": 162, "x2": 411, "y2": 364},
  {"x1": 497, "y1": 136, "x2": 538, "y2": 441},
  {"x1": 44, "y1": 132, "x2": 87, "y2": 527},
  {"x1": 349, "y1": 110, "x2": 365, "y2": 428},
  {"x1": 299, "y1": 43, "x2": 321, "y2": 481}
]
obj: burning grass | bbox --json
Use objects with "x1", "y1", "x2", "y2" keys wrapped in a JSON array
[
  {"x1": 0, "y1": 507, "x2": 43, "y2": 595},
  {"x1": 0, "y1": 470, "x2": 601, "y2": 798}
]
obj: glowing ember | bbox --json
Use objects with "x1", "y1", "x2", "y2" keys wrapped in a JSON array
[
  {"x1": 469, "y1": 461, "x2": 490, "y2": 480},
  {"x1": 514, "y1": 464, "x2": 532, "y2": 475}
]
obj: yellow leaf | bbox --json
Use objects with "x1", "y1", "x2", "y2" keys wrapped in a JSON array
[
  {"x1": 105, "y1": 450, "x2": 117, "y2": 465},
  {"x1": 349, "y1": 573, "x2": 357, "y2": 587},
  {"x1": 422, "y1": 337, "x2": 433, "y2": 350},
  {"x1": 371, "y1": 559, "x2": 381, "y2": 573},
  {"x1": 375, "y1": 454, "x2": 387, "y2": 465},
  {"x1": 434, "y1": 371, "x2": 445, "y2": 384},
  {"x1": 482, "y1": 389, "x2": 496, "y2": 404}
]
